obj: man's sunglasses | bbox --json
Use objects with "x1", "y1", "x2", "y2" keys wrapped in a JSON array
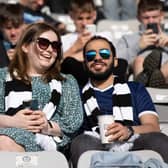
[
  {"x1": 36, "y1": 37, "x2": 61, "y2": 52},
  {"x1": 85, "y1": 49, "x2": 111, "y2": 62}
]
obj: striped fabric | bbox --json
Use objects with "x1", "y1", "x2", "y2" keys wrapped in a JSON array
[
  {"x1": 82, "y1": 80, "x2": 134, "y2": 133},
  {"x1": 5, "y1": 76, "x2": 62, "y2": 151}
]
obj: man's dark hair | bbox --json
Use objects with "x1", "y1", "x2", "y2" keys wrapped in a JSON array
[
  {"x1": 138, "y1": 0, "x2": 164, "y2": 16},
  {"x1": 0, "y1": 3, "x2": 24, "y2": 28},
  {"x1": 69, "y1": 0, "x2": 96, "y2": 13}
]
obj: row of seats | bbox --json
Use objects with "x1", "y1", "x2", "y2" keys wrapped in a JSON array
[
  {"x1": 0, "y1": 151, "x2": 69, "y2": 168},
  {"x1": 0, "y1": 149, "x2": 165, "y2": 168}
]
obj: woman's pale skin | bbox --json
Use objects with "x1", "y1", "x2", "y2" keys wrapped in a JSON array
[{"x1": 0, "y1": 30, "x2": 61, "y2": 151}]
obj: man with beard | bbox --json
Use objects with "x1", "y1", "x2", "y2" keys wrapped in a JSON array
[
  {"x1": 70, "y1": 36, "x2": 168, "y2": 168},
  {"x1": 60, "y1": 0, "x2": 119, "y2": 87}
]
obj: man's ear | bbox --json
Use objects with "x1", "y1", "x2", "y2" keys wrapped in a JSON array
[
  {"x1": 137, "y1": 14, "x2": 141, "y2": 23},
  {"x1": 113, "y1": 57, "x2": 118, "y2": 67},
  {"x1": 69, "y1": 11, "x2": 74, "y2": 20},
  {"x1": 92, "y1": 10, "x2": 97, "y2": 22},
  {"x1": 160, "y1": 11, "x2": 165, "y2": 23}
]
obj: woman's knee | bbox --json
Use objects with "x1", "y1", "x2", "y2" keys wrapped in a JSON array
[{"x1": 0, "y1": 135, "x2": 25, "y2": 151}]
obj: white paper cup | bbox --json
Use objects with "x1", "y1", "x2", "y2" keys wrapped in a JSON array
[{"x1": 98, "y1": 115, "x2": 114, "y2": 144}]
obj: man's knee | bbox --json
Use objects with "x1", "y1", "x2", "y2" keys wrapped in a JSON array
[
  {"x1": 133, "y1": 132, "x2": 168, "y2": 149},
  {"x1": 71, "y1": 134, "x2": 101, "y2": 153}
]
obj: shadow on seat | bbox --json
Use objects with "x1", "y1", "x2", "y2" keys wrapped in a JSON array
[{"x1": 0, "y1": 151, "x2": 69, "y2": 168}]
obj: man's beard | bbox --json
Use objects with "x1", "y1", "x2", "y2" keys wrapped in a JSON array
[{"x1": 85, "y1": 62, "x2": 114, "y2": 81}]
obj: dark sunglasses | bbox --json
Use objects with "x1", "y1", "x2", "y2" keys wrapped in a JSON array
[
  {"x1": 85, "y1": 49, "x2": 111, "y2": 62},
  {"x1": 36, "y1": 37, "x2": 61, "y2": 52}
]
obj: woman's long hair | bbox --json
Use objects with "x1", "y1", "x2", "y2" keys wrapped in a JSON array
[{"x1": 9, "y1": 22, "x2": 65, "y2": 84}]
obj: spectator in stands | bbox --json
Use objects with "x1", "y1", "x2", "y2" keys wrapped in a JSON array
[
  {"x1": 61, "y1": 0, "x2": 115, "y2": 87},
  {"x1": 70, "y1": 36, "x2": 168, "y2": 168},
  {"x1": 18, "y1": 0, "x2": 67, "y2": 34},
  {"x1": 0, "y1": 3, "x2": 26, "y2": 67},
  {"x1": 46, "y1": 0, "x2": 70, "y2": 14},
  {"x1": 103, "y1": 0, "x2": 137, "y2": 20},
  {"x1": 0, "y1": 22, "x2": 83, "y2": 152},
  {"x1": 117, "y1": 0, "x2": 168, "y2": 88}
]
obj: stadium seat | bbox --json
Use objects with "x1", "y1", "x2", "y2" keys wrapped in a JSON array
[
  {"x1": 97, "y1": 19, "x2": 139, "y2": 41},
  {"x1": 0, "y1": 151, "x2": 69, "y2": 168},
  {"x1": 146, "y1": 87, "x2": 168, "y2": 135},
  {"x1": 77, "y1": 150, "x2": 163, "y2": 168}
]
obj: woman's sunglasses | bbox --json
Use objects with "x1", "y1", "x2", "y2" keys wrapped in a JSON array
[
  {"x1": 85, "y1": 49, "x2": 111, "y2": 62},
  {"x1": 36, "y1": 37, "x2": 61, "y2": 52}
]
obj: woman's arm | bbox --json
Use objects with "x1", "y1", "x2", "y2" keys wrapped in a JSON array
[
  {"x1": 51, "y1": 74, "x2": 84, "y2": 145},
  {"x1": 0, "y1": 109, "x2": 44, "y2": 133}
]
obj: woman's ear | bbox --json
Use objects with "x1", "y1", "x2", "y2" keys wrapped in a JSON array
[{"x1": 21, "y1": 44, "x2": 28, "y2": 53}]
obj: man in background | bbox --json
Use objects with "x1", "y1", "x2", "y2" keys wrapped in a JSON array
[
  {"x1": 117, "y1": 0, "x2": 168, "y2": 88},
  {"x1": 0, "y1": 3, "x2": 26, "y2": 66},
  {"x1": 19, "y1": 0, "x2": 66, "y2": 34}
]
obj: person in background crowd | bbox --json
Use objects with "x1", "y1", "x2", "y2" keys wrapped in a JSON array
[
  {"x1": 0, "y1": 3, "x2": 26, "y2": 67},
  {"x1": 103, "y1": 0, "x2": 137, "y2": 20},
  {"x1": 46, "y1": 0, "x2": 70, "y2": 14},
  {"x1": 0, "y1": 22, "x2": 83, "y2": 153},
  {"x1": 18, "y1": 0, "x2": 67, "y2": 34},
  {"x1": 70, "y1": 36, "x2": 168, "y2": 168},
  {"x1": 117, "y1": 0, "x2": 168, "y2": 88}
]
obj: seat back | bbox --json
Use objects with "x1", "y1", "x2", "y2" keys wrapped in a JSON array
[
  {"x1": 146, "y1": 87, "x2": 168, "y2": 135},
  {"x1": 113, "y1": 58, "x2": 128, "y2": 82},
  {"x1": 77, "y1": 150, "x2": 163, "y2": 168},
  {"x1": 97, "y1": 19, "x2": 139, "y2": 41},
  {"x1": 0, "y1": 151, "x2": 69, "y2": 168}
]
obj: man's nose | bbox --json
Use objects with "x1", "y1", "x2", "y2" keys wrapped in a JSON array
[
  {"x1": 148, "y1": 17, "x2": 156, "y2": 24},
  {"x1": 95, "y1": 52, "x2": 103, "y2": 60},
  {"x1": 82, "y1": 20, "x2": 89, "y2": 27},
  {"x1": 10, "y1": 28, "x2": 17, "y2": 35}
]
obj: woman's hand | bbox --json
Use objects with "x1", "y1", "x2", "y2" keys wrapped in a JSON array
[
  {"x1": 13, "y1": 109, "x2": 62, "y2": 136},
  {"x1": 12, "y1": 109, "x2": 46, "y2": 133}
]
